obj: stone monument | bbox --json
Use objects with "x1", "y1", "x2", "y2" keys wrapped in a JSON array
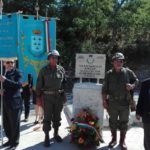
[{"x1": 73, "y1": 53, "x2": 106, "y2": 126}]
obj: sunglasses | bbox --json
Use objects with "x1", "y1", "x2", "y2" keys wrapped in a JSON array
[{"x1": 6, "y1": 61, "x2": 14, "y2": 64}]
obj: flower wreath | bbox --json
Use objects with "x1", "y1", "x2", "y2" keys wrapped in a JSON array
[{"x1": 68, "y1": 108, "x2": 104, "y2": 148}]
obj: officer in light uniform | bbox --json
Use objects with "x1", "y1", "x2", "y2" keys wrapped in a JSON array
[
  {"x1": 102, "y1": 52, "x2": 139, "y2": 150},
  {"x1": 36, "y1": 50, "x2": 66, "y2": 147}
]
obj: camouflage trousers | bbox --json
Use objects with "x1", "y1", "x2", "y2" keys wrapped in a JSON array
[
  {"x1": 42, "y1": 94, "x2": 63, "y2": 133},
  {"x1": 108, "y1": 101, "x2": 130, "y2": 132}
]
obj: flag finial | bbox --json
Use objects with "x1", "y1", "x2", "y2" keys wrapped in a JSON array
[{"x1": 35, "y1": 0, "x2": 40, "y2": 20}]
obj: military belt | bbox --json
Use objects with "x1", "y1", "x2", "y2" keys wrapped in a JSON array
[
  {"x1": 110, "y1": 95, "x2": 126, "y2": 100},
  {"x1": 43, "y1": 91, "x2": 58, "y2": 95}
]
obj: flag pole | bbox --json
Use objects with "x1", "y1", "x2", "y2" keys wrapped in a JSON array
[
  {"x1": 0, "y1": 0, "x2": 3, "y2": 20},
  {"x1": 0, "y1": 60, "x2": 4, "y2": 145},
  {"x1": 45, "y1": 5, "x2": 51, "y2": 53},
  {"x1": 0, "y1": 0, "x2": 4, "y2": 143},
  {"x1": 35, "y1": 0, "x2": 40, "y2": 20}
]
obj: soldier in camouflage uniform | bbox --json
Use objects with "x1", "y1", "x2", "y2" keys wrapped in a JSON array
[
  {"x1": 36, "y1": 50, "x2": 66, "y2": 147},
  {"x1": 102, "y1": 52, "x2": 139, "y2": 150}
]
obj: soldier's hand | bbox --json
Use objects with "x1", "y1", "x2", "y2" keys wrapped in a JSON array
[
  {"x1": 130, "y1": 100, "x2": 136, "y2": 112},
  {"x1": 126, "y1": 83, "x2": 135, "y2": 91},
  {"x1": 102, "y1": 100, "x2": 108, "y2": 110},
  {"x1": 136, "y1": 115, "x2": 141, "y2": 121}
]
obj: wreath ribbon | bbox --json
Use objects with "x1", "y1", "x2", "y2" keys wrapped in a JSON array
[{"x1": 75, "y1": 122, "x2": 104, "y2": 143}]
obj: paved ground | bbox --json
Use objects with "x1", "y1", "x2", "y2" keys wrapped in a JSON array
[{"x1": 0, "y1": 105, "x2": 145, "y2": 150}]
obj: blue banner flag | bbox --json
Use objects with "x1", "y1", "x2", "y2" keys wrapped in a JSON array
[
  {"x1": 0, "y1": 13, "x2": 56, "y2": 85},
  {"x1": 0, "y1": 14, "x2": 18, "y2": 59},
  {"x1": 18, "y1": 15, "x2": 56, "y2": 86}
]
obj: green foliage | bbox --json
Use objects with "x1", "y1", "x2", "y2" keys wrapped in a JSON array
[{"x1": 3, "y1": 0, "x2": 150, "y2": 69}]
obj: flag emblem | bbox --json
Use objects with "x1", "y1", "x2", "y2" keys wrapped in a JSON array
[{"x1": 31, "y1": 35, "x2": 44, "y2": 56}]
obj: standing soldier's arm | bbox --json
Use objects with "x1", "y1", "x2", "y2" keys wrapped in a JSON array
[
  {"x1": 102, "y1": 94, "x2": 109, "y2": 110},
  {"x1": 126, "y1": 69, "x2": 139, "y2": 91},
  {"x1": 102, "y1": 73, "x2": 109, "y2": 110},
  {"x1": 131, "y1": 72, "x2": 139, "y2": 89},
  {"x1": 36, "y1": 69, "x2": 44, "y2": 98},
  {"x1": 61, "y1": 67, "x2": 66, "y2": 90},
  {"x1": 59, "y1": 66, "x2": 67, "y2": 103}
]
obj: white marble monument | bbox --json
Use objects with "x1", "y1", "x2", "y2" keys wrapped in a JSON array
[{"x1": 73, "y1": 82, "x2": 104, "y2": 126}]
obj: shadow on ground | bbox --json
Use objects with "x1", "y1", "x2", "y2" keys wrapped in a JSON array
[{"x1": 19, "y1": 134, "x2": 121, "y2": 150}]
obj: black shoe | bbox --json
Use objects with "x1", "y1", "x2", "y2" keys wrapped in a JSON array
[
  {"x1": 24, "y1": 118, "x2": 29, "y2": 122},
  {"x1": 44, "y1": 141, "x2": 50, "y2": 147},
  {"x1": 2, "y1": 141, "x2": 11, "y2": 147},
  {"x1": 54, "y1": 135, "x2": 63, "y2": 143},
  {"x1": 108, "y1": 139, "x2": 117, "y2": 148},
  {"x1": 44, "y1": 135, "x2": 50, "y2": 147},
  {"x1": 34, "y1": 121, "x2": 39, "y2": 125},
  {"x1": 9, "y1": 146, "x2": 17, "y2": 150},
  {"x1": 8, "y1": 143, "x2": 18, "y2": 150}
]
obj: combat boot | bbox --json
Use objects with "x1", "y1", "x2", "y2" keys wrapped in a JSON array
[
  {"x1": 44, "y1": 133, "x2": 50, "y2": 147},
  {"x1": 108, "y1": 131, "x2": 117, "y2": 148},
  {"x1": 54, "y1": 128, "x2": 63, "y2": 143},
  {"x1": 119, "y1": 131, "x2": 127, "y2": 150}
]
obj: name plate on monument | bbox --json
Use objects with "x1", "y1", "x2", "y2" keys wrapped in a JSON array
[{"x1": 75, "y1": 53, "x2": 106, "y2": 79}]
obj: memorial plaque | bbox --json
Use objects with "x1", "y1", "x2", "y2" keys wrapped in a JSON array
[{"x1": 75, "y1": 53, "x2": 106, "y2": 79}]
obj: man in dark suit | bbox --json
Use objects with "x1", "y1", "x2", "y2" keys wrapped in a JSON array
[
  {"x1": 136, "y1": 78, "x2": 150, "y2": 150},
  {"x1": 0, "y1": 59, "x2": 23, "y2": 150}
]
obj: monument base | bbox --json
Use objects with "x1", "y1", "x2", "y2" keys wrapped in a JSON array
[{"x1": 72, "y1": 82, "x2": 104, "y2": 126}]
